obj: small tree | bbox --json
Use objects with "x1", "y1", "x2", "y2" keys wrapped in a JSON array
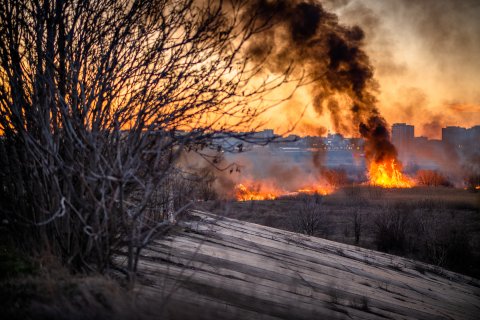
[
  {"x1": 290, "y1": 195, "x2": 325, "y2": 236},
  {"x1": 351, "y1": 209, "x2": 366, "y2": 245},
  {"x1": 373, "y1": 203, "x2": 411, "y2": 253},
  {"x1": 322, "y1": 168, "x2": 348, "y2": 188},
  {"x1": 416, "y1": 170, "x2": 451, "y2": 187},
  {"x1": 0, "y1": 0, "x2": 296, "y2": 280}
]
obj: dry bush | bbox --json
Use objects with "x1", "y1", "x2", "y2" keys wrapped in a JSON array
[
  {"x1": 290, "y1": 195, "x2": 325, "y2": 236},
  {"x1": 322, "y1": 168, "x2": 348, "y2": 188},
  {"x1": 351, "y1": 209, "x2": 367, "y2": 245},
  {"x1": 373, "y1": 203, "x2": 412, "y2": 253},
  {"x1": 414, "y1": 209, "x2": 472, "y2": 270},
  {"x1": 416, "y1": 170, "x2": 452, "y2": 187},
  {"x1": 0, "y1": 270, "x2": 140, "y2": 320},
  {"x1": 0, "y1": 0, "x2": 295, "y2": 280},
  {"x1": 342, "y1": 186, "x2": 367, "y2": 206}
]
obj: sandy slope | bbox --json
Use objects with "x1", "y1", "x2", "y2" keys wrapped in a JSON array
[{"x1": 130, "y1": 210, "x2": 480, "y2": 319}]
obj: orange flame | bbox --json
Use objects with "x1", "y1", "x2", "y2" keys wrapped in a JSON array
[
  {"x1": 297, "y1": 186, "x2": 334, "y2": 196},
  {"x1": 234, "y1": 182, "x2": 334, "y2": 201},
  {"x1": 368, "y1": 159, "x2": 413, "y2": 188},
  {"x1": 235, "y1": 183, "x2": 277, "y2": 201}
]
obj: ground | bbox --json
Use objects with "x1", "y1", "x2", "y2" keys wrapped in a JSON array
[
  {"x1": 129, "y1": 210, "x2": 480, "y2": 319},
  {"x1": 196, "y1": 187, "x2": 480, "y2": 277}
]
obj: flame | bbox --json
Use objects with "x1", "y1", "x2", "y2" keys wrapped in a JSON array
[
  {"x1": 234, "y1": 182, "x2": 334, "y2": 201},
  {"x1": 297, "y1": 186, "x2": 334, "y2": 196},
  {"x1": 234, "y1": 158, "x2": 413, "y2": 201},
  {"x1": 235, "y1": 183, "x2": 277, "y2": 201},
  {"x1": 368, "y1": 159, "x2": 413, "y2": 188}
]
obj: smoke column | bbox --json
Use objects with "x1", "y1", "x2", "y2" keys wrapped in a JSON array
[{"x1": 244, "y1": 0, "x2": 401, "y2": 170}]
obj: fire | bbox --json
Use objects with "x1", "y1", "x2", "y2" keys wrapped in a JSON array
[
  {"x1": 235, "y1": 184, "x2": 277, "y2": 201},
  {"x1": 368, "y1": 159, "x2": 413, "y2": 188},
  {"x1": 234, "y1": 158, "x2": 413, "y2": 201},
  {"x1": 297, "y1": 186, "x2": 334, "y2": 196},
  {"x1": 234, "y1": 183, "x2": 334, "y2": 201}
]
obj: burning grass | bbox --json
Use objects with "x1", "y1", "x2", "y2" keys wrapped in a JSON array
[
  {"x1": 232, "y1": 158, "x2": 414, "y2": 202},
  {"x1": 235, "y1": 183, "x2": 277, "y2": 201},
  {"x1": 368, "y1": 159, "x2": 413, "y2": 188},
  {"x1": 234, "y1": 182, "x2": 334, "y2": 201}
]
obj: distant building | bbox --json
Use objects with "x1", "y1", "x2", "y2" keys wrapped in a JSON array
[
  {"x1": 467, "y1": 125, "x2": 480, "y2": 144},
  {"x1": 392, "y1": 123, "x2": 414, "y2": 151},
  {"x1": 442, "y1": 126, "x2": 467, "y2": 149},
  {"x1": 413, "y1": 136, "x2": 428, "y2": 149},
  {"x1": 414, "y1": 136, "x2": 428, "y2": 143},
  {"x1": 252, "y1": 129, "x2": 275, "y2": 139}
]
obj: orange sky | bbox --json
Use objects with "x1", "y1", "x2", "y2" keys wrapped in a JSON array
[{"x1": 260, "y1": 0, "x2": 480, "y2": 139}]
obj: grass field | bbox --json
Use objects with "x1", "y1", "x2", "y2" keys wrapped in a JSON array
[{"x1": 196, "y1": 187, "x2": 480, "y2": 278}]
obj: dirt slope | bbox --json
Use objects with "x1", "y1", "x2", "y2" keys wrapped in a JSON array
[{"x1": 130, "y1": 210, "x2": 480, "y2": 319}]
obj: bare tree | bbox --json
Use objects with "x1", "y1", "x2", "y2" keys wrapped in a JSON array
[
  {"x1": 351, "y1": 209, "x2": 366, "y2": 245},
  {"x1": 373, "y1": 203, "x2": 411, "y2": 253},
  {"x1": 321, "y1": 168, "x2": 348, "y2": 188},
  {"x1": 0, "y1": 0, "x2": 296, "y2": 281},
  {"x1": 290, "y1": 195, "x2": 325, "y2": 236},
  {"x1": 416, "y1": 170, "x2": 451, "y2": 187}
]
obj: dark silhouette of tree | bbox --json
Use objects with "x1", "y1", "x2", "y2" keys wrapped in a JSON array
[{"x1": 0, "y1": 0, "x2": 296, "y2": 281}]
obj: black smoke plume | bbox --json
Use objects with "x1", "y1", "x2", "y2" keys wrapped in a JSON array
[{"x1": 245, "y1": 0, "x2": 398, "y2": 165}]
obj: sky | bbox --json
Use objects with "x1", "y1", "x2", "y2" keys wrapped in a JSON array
[{"x1": 260, "y1": 0, "x2": 480, "y2": 139}]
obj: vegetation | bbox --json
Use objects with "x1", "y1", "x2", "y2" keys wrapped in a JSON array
[
  {"x1": 199, "y1": 187, "x2": 480, "y2": 278},
  {"x1": 0, "y1": 0, "x2": 294, "y2": 281},
  {"x1": 289, "y1": 194, "x2": 325, "y2": 236}
]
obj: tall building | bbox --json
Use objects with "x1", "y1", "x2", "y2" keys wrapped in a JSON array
[
  {"x1": 392, "y1": 123, "x2": 414, "y2": 151},
  {"x1": 467, "y1": 125, "x2": 480, "y2": 144},
  {"x1": 442, "y1": 126, "x2": 467, "y2": 148}
]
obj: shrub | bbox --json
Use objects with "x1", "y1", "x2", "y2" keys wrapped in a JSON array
[
  {"x1": 416, "y1": 170, "x2": 452, "y2": 187},
  {"x1": 351, "y1": 209, "x2": 367, "y2": 245},
  {"x1": 373, "y1": 203, "x2": 412, "y2": 253},
  {"x1": 290, "y1": 195, "x2": 325, "y2": 236}
]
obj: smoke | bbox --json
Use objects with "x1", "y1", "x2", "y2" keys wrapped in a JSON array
[
  {"x1": 359, "y1": 115, "x2": 397, "y2": 164},
  {"x1": 329, "y1": 0, "x2": 480, "y2": 136},
  {"x1": 219, "y1": 147, "x2": 352, "y2": 195},
  {"x1": 244, "y1": 0, "x2": 397, "y2": 166}
]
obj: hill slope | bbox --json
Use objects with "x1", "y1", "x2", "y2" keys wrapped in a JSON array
[{"x1": 131, "y1": 210, "x2": 480, "y2": 319}]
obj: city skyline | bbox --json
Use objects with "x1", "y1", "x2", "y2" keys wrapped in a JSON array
[{"x1": 257, "y1": 123, "x2": 480, "y2": 142}]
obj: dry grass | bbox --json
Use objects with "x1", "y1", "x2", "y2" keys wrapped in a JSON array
[
  {"x1": 196, "y1": 187, "x2": 480, "y2": 278},
  {"x1": 0, "y1": 265, "x2": 140, "y2": 320}
]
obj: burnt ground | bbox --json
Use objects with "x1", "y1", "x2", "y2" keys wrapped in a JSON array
[{"x1": 195, "y1": 187, "x2": 480, "y2": 278}]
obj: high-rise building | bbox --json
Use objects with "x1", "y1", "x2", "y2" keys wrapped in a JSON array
[
  {"x1": 392, "y1": 123, "x2": 414, "y2": 151},
  {"x1": 442, "y1": 126, "x2": 467, "y2": 148},
  {"x1": 467, "y1": 125, "x2": 480, "y2": 144}
]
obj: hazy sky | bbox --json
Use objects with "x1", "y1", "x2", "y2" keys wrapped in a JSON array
[
  {"x1": 262, "y1": 0, "x2": 480, "y2": 138},
  {"x1": 331, "y1": 0, "x2": 480, "y2": 138}
]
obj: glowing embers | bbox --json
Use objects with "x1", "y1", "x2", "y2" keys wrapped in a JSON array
[
  {"x1": 368, "y1": 159, "x2": 413, "y2": 188},
  {"x1": 234, "y1": 182, "x2": 334, "y2": 201}
]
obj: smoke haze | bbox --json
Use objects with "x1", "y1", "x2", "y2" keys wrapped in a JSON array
[
  {"x1": 326, "y1": 0, "x2": 480, "y2": 138},
  {"x1": 244, "y1": 0, "x2": 401, "y2": 168}
]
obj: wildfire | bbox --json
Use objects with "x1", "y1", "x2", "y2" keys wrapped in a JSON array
[
  {"x1": 235, "y1": 184, "x2": 277, "y2": 201},
  {"x1": 368, "y1": 159, "x2": 413, "y2": 188},
  {"x1": 234, "y1": 158, "x2": 413, "y2": 201},
  {"x1": 297, "y1": 186, "x2": 334, "y2": 196},
  {"x1": 234, "y1": 183, "x2": 334, "y2": 201}
]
